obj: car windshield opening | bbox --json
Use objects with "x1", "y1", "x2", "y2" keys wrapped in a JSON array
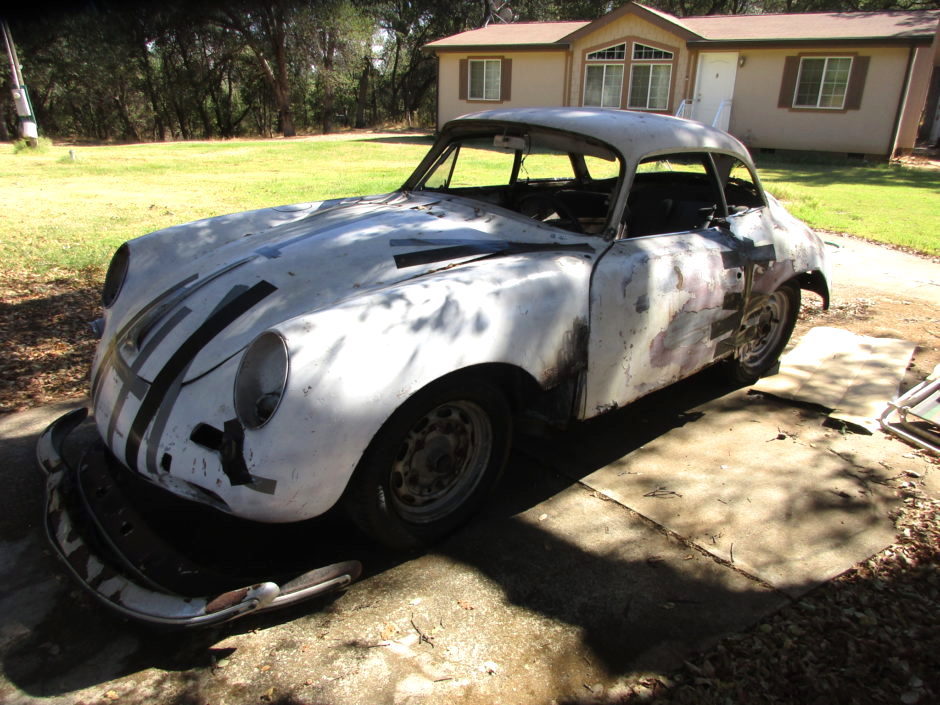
[{"x1": 414, "y1": 127, "x2": 623, "y2": 236}]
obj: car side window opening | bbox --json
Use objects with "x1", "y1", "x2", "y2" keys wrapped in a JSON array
[
  {"x1": 626, "y1": 153, "x2": 724, "y2": 237},
  {"x1": 710, "y1": 153, "x2": 766, "y2": 213},
  {"x1": 415, "y1": 128, "x2": 623, "y2": 236}
]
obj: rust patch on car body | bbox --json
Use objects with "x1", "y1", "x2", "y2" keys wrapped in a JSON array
[{"x1": 541, "y1": 317, "x2": 590, "y2": 390}]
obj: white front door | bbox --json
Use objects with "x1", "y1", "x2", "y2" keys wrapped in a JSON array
[{"x1": 693, "y1": 52, "x2": 738, "y2": 131}]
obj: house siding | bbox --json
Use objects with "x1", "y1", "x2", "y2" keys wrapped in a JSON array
[
  {"x1": 429, "y1": 7, "x2": 938, "y2": 155},
  {"x1": 437, "y1": 51, "x2": 568, "y2": 126},
  {"x1": 568, "y1": 15, "x2": 691, "y2": 113},
  {"x1": 728, "y1": 46, "x2": 911, "y2": 155}
]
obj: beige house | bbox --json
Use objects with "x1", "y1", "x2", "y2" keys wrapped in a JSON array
[{"x1": 426, "y1": 2, "x2": 940, "y2": 158}]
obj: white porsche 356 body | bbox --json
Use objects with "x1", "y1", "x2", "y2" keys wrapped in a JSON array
[{"x1": 38, "y1": 108, "x2": 829, "y2": 626}]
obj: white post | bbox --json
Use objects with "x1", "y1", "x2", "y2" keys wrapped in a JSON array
[{"x1": 2, "y1": 19, "x2": 38, "y2": 143}]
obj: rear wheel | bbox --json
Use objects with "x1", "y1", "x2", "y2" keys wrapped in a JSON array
[
  {"x1": 726, "y1": 282, "x2": 800, "y2": 385},
  {"x1": 343, "y1": 375, "x2": 511, "y2": 550}
]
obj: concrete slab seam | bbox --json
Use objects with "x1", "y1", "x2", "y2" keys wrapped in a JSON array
[{"x1": 573, "y1": 480, "x2": 792, "y2": 600}]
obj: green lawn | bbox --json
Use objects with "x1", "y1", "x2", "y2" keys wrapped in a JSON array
[
  {"x1": 757, "y1": 160, "x2": 940, "y2": 256},
  {"x1": 1, "y1": 135, "x2": 435, "y2": 274},
  {"x1": 2, "y1": 136, "x2": 938, "y2": 279}
]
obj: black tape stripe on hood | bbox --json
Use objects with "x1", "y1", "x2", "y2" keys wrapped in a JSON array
[
  {"x1": 124, "y1": 281, "x2": 277, "y2": 472},
  {"x1": 391, "y1": 239, "x2": 595, "y2": 269}
]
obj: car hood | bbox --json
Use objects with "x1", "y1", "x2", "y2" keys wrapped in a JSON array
[{"x1": 105, "y1": 191, "x2": 603, "y2": 383}]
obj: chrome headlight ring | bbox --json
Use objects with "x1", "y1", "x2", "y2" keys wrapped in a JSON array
[{"x1": 234, "y1": 332, "x2": 290, "y2": 430}]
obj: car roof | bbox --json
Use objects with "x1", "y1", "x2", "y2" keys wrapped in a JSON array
[{"x1": 450, "y1": 107, "x2": 754, "y2": 167}]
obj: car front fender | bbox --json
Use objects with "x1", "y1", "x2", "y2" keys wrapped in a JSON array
[{"x1": 245, "y1": 251, "x2": 594, "y2": 522}]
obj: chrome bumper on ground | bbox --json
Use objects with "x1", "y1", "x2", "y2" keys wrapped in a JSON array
[{"x1": 36, "y1": 408, "x2": 362, "y2": 628}]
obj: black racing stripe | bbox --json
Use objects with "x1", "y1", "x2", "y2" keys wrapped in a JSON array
[
  {"x1": 124, "y1": 281, "x2": 277, "y2": 471},
  {"x1": 91, "y1": 274, "x2": 198, "y2": 401},
  {"x1": 144, "y1": 378, "x2": 184, "y2": 474},
  {"x1": 722, "y1": 291, "x2": 744, "y2": 310},
  {"x1": 721, "y1": 250, "x2": 744, "y2": 269},
  {"x1": 394, "y1": 241, "x2": 595, "y2": 269},
  {"x1": 711, "y1": 311, "x2": 743, "y2": 340},
  {"x1": 395, "y1": 243, "x2": 504, "y2": 268},
  {"x1": 749, "y1": 244, "x2": 777, "y2": 262},
  {"x1": 721, "y1": 244, "x2": 777, "y2": 270},
  {"x1": 106, "y1": 307, "x2": 192, "y2": 448}
]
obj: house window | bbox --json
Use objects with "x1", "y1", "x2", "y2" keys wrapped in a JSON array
[
  {"x1": 633, "y1": 43, "x2": 672, "y2": 61},
  {"x1": 469, "y1": 59, "x2": 501, "y2": 101},
  {"x1": 587, "y1": 43, "x2": 626, "y2": 61},
  {"x1": 627, "y1": 43, "x2": 673, "y2": 111},
  {"x1": 584, "y1": 64, "x2": 624, "y2": 108},
  {"x1": 793, "y1": 56, "x2": 852, "y2": 109},
  {"x1": 628, "y1": 64, "x2": 671, "y2": 110}
]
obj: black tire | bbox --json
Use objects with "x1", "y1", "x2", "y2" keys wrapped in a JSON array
[
  {"x1": 343, "y1": 375, "x2": 512, "y2": 550},
  {"x1": 725, "y1": 281, "x2": 800, "y2": 385}
]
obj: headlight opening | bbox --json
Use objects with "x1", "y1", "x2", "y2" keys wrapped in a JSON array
[
  {"x1": 102, "y1": 243, "x2": 130, "y2": 308},
  {"x1": 234, "y1": 332, "x2": 290, "y2": 429}
]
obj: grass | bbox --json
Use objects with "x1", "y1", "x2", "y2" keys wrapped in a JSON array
[
  {"x1": 757, "y1": 159, "x2": 940, "y2": 256},
  {"x1": 0, "y1": 134, "x2": 434, "y2": 275},
  {"x1": 1, "y1": 135, "x2": 937, "y2": 280}
]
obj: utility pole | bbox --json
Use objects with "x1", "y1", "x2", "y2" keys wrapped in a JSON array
[{"x1": 2, "y1": 19, "x2": 38, "y2": 145}]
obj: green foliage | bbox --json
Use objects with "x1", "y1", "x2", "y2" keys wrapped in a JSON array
[{"x1": 6, "y1": 0, "x2": 939, "y2": 142}]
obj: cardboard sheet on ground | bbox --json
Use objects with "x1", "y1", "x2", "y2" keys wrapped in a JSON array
[
  {"x1": 752, "y1": 326, "x2": 916, "y2": 433},
  {"x1": 561, "y1": 393, "x2": 914, "y2": 597}
]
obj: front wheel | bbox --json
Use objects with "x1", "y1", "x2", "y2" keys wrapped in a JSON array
[
  {"x1": 725, "y1": 282, "x2": 800, "y2": 385},
  {"x1": 343, "y1": 375, "x2": 511, "y2": 550}
]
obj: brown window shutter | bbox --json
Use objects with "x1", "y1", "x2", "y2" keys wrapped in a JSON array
[
  {"x1": 501, "y1": 58, "x2": 512, "y2": 101},
  {"x1": 459, "y1": 59, "x2": 468, "y2": 101},
  {"x1": 844, "y1": 56, "x2": 869, "y2": 110},
  {"x1": 778, "y1": 56, "x2": 800, "y2": 108}
]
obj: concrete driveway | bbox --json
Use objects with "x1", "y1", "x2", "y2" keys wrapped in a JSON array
[{"x1": 0, "y1": 235, "x2": 937, "y2": 705}]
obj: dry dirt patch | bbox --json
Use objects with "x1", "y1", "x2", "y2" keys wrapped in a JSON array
[{"x1": 0, "y1": 268, "x2": 99, "y2": 413}]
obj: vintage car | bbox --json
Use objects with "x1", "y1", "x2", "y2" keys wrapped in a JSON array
[{"x1": 38, "y1": 107, "x2": 829, "y2": 626}]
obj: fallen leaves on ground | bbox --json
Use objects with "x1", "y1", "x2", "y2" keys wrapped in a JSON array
[{"x1": 0, "y1": 268, "x2": 101, "y2": 413}]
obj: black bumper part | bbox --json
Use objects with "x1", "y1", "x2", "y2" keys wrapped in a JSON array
[{"x1": 36, "y1": 408, "x2": 362, "y2": 627}]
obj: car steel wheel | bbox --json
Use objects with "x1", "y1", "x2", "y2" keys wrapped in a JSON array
[
  {"x1": 344, "y1": 375, "x2": 511, "y2": 550},
  {"x1": 738, "y1": 288, "x2": 791, "y2": 369},
  {"x1": 389, "y1": 400, "x2": 492, "y2": 523},
  {"x1": 726, "y1": 281, "x2": 800, "y2": 385}
]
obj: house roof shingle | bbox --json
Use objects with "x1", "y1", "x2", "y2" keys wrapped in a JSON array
[
  {"x1": 424, "y1": 5, "x2": 939, "y2": 50},
  {"x1": 424, "y1": 21, "x2": 588, "y2": 49},
  {"x1": 681, "y1": 10, "x2": 940, "y2": 41}
]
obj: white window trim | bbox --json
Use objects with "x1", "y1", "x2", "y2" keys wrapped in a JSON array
[
  {"x1": 793, "y1": 56, "x2": 853, "y2": 110},
  {"x1": 468, "y1": 58, "x2": 502, "y2": 102},
  {"x1": 627, "y1": 63, "x2": 672, "y2": 111},
  {"x1": 587, "y1": 43, "x2": 626, "y2": 61},
  {"x1": 631, "y1": 42, "x2": 673, "y2": 61},
  {"x1": 583, "y1": 63, "x2": 623, "y2": 108}
]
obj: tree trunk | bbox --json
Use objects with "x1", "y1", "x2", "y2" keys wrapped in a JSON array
[
  {"x1": 319, "y1": 29, "x2": 336, "y2": 134},
  {"x1": 221, "y1": 6, "x2": 296, "y2": 138},
  {"x1": 355, "y1": 58, "x2": 370, "y2": 129}
]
